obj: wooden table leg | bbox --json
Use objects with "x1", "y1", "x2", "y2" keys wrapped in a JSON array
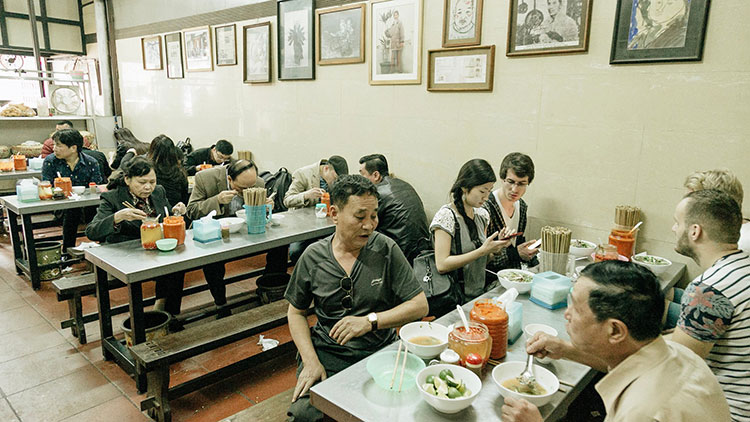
[
  {"x1": 95, "y1": 265, "x2": 115, "y2": 361},
  {"x1": 128, "y1": 282, "x2": 148, "y2": 392},
  {"x1": 20, "y1": 214, "x2": 41, "y2": 289}
]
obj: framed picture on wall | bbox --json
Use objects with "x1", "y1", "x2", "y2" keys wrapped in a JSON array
[
  {"x1": 506, "y1": 0, "x2": 592, "y2": 56},
  {"x1": 278, "y1": 0, "x2": 315, "y2": 80},
  {"x1": 244, "y1": 22, "x2": 272, "y2": 83},
  {"x1": 369, "y1": 0, "x2": 423, "y2": 85},
  {"x1": 141, "y1": 35, "x2": 162, "y2": 70},
  {"x1": 610, "y1": 0, "x2": 710, "y2": 64},
  {"x1": 214, "y1": 24, "x2": 237, "y2": 66},
  {"x1": 442, "y1": 0, "x2": 483, "y2": 48},
  {"x1": 316, "y1": 3, "x2": 365, "y2": 65},
  {"x1": 183, "y1": 26, "x2": 213, "y2": 72},
  {"x1": 427, "y1": 45, "x2": 495, "y2": 92},
  {"x1": 164, "y1": 32, "x2": 184, "y2": 79}
]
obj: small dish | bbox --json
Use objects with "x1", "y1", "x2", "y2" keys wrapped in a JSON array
[
  {"x1": 217, "y1": 217, "x2": 244, "y2": 233},
  {"x1": 399, "y1": 321, "x2": 449, "y2": 360},
  {"x1": 270, "y1": 214, "x2": 285, "y2": 226},
  {"x1": 416, "y1": 364, "x2": 482, "y2": 414},
  {"x1": 366, "y1": 350, "x2": 425, "y2": 392},
  {"x1": 497, "y1": 269, "x2": 535, "y2": 294},
  {"x1": 155, "y1": 238, "x2": 177, "y2": 252},
  {"x1": 631, "y1": 254, "x2": 672, "y2": 275},
  {"x1": 569, "y1": 239, "x2": 596, "y2": 257},
  {"x1": 492, "y1": 361, "x2": 559, "y2": 407},
  {"x1": 72, "y1": 186, "x2": 85, "y2": 195}
]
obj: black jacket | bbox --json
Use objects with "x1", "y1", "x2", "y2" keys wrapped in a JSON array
[
  {"x1": 86, "y1": 185, "x2": 172, "y2": 244},
  {"x1": 184, "y1": 146, "x2": 225, "y2": 176},
  {"x1": 375, "y1": 176, "x2": 431, "y2": 263},
  {"x1": 82, "y1": 147, "x2": 112, "y2": 179}
]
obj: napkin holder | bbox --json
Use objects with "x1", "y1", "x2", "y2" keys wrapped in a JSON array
[{"x1": 530, "y1": 271, "x2": 572, "y2": 310}]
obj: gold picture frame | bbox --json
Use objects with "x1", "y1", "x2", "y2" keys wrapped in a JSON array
[
  {"x1": 506, "y1": 0, "x2": 592, "y2": 57},
  {"x1": 243, "y1": 22, "x2": 272, "y2": 84},
  {"x1": 183, "y1": 26, "x2": 213, "y2": 72},
  {"x1": 442, "y1": 0, "x2": 483, "y2": 48},
  {"x1": 427, "y1": 45, "x2": 495, "y2": 92},
  {"x1": 369, "y1": 0, "x2": 423, "y2": 85},
  {"x1": 214, "y1": 24, "x2": 237, "y2": 66},
  {"x1": 141, "y1": 35, "x2": 163, "y2": 70},
  {"x1": 316, "y1": 3, "x2": 365, "y2": 65}
]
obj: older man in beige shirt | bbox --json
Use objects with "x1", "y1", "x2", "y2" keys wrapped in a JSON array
[{"x1": 502, "y1": 261, "x2": 730, "y2": 422}]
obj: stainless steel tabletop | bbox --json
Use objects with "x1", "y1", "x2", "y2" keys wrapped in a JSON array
[
  {"x1": 84, "y1": 208, "x2": 335, "y2": 284},
  {"x1": 310, "y1": 287, "x2": 593, "y2": 422},
  {"x1": 0, "y1": 169, "x2": 42, "y2": 182},
  {"x1": 0, "y1": 193, "x2": 101, "y2": 214}
]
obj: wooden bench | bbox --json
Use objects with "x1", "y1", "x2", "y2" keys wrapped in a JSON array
[
  {"x1": 221, "y1": 388, "x2": 294, "y2": 422},
  {"x1": 131, "y1": 299, "x2": 297, "y2": 422}
]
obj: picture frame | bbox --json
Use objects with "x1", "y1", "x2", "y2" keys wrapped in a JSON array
[
  {"x1": 278, "y1": 0, "x2": 315, "y2": 80},
  {"x1": 370, "y1": 0, "x2": 423, "y2": 85},
  {"x1": 183, "y1": 26, "x2": 213, "y2": 72},
  {"x1": 214, "y1": 24, "x2": 237, "y2": 66},
  {"x1": 442, "y1": 0, "x2": 483, "y2": 48},
  {"x1": 610, "y1": 0, "x2": 710, "y2": 64},
  {"x1": 243, "y1": 22, "x2": 272, "y2": 84},
  {"x1": 506, "y1": 0, "x2": 592, "y2": 56},
  {"x1": 164, "y1": 32, "x2": 184, "y2": 79},
  {"x1": 141, "y1": 35, "x2": 163, "y2": 70},
  {"x1": 427, "y1": 45, "x2": 495, "y2": 92},
  {"x1": 316, "y1": 3, "x2": 365, "y2": 65}
]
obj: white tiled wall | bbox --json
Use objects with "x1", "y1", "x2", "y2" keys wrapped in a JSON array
[{"x1": 114, "y1": 1, "x2": 750, "y2": 281}]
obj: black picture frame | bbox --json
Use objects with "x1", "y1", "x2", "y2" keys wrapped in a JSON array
[
  {"x1": 278, "y1": 0, "x2": 316, "y2": 80},
  {"x1": 610, "y1": 0, "x2": 710, "y2": 64},
  {"x1": 243, "y1": 22, "x2": 272, "y2": 84}
]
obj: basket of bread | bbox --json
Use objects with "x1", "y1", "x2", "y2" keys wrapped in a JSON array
[{"x1": 0, "y1": 103, "x2": 36, "y2": 117}]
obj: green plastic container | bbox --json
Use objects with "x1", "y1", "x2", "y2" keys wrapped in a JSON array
[{"x1": 36, "y1": 241, "x2": 62, "y2": 281}]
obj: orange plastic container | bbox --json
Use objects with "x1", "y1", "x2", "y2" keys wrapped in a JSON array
[
  {"x1": 13, "y1": 155, "x2": 26, "y2": 171},
  {"x1": 470, "y1": 299, "x2": 508, "y2": 360},
  {"x1": 609, "y1": 228, "x2": 636, "y2": 260},
  {"x1": 54, "y1": 177, "x2": 72, "y2": 197},
  {"x1": 321, "y1": 192, "x2": 331, "y2": 216},
  {"x1": 38, "y1": 181, "x2": 53, "y2": 200},
  {"x1": 162, "y1": 215, "x2": 185, "y2": 245}
]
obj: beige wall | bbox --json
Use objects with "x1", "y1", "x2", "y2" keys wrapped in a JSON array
[{"x1": 114, "y1": 1, "x2": 750, "y2": 282}]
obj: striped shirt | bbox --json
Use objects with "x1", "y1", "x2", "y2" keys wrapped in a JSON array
[{"x1": 678, "y1": 251, "x2": 750, "y2": 422}]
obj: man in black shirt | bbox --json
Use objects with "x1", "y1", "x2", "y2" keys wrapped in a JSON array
[{"x1": 184, "y1": 139, "x2": 234, "y2": 176}]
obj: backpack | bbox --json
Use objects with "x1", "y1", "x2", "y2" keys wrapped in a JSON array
[
  {"x1": 176, "y1": 137, "x2": 193, "y2": 156},
  {"x1": 261, "y1": 167, "x2": 293, "y2": 213}
]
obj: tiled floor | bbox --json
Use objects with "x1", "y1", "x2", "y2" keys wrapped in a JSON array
[{"x1": 0, "y1": 229, "x2": 299, "y2": 422}]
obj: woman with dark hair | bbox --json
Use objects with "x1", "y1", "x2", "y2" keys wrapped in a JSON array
[
  {"x1": 430, "y1": 159, "x2": 514, "y2": 302},
  {"x1": 483, "y1": 152, "x2": 539, "y2": 274},
  {"x1": 112, "y1": 127, "x2": 150, "y2": 169},
  {"x1": 148, "y1": 135, "x2": 189, "y2": 207},
  {"x1": 86, "y1": 156, "x2": 187, "y2": 317}
]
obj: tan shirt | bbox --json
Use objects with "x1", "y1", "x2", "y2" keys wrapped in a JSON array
[
  {"x1": 283, "y1": 161, "x2": 320, "y2": 209},
  {"x1": 596, "y1": 337, "x2": 731, "y2": 422}
]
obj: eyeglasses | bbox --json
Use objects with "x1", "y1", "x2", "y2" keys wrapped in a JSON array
[
  {"x1": 504, "y1": 178, "x2": 529, "y2": 188},
  {"x1": 340, "y1": 276, "x2": 353, "y2": 310}
]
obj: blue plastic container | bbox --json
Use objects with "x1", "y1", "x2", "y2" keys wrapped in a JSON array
[{"x1": 530, "y1": 271, "x2": 572, "y2": 310}]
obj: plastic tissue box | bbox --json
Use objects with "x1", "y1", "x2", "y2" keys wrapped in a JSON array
[
  {"x1": 530, "y1": 271, "x2": 572, "y2": 310},
  {"x1": 506, "y1": 302, "x2": 523, "y2": 344},
  {"x1": 193, "y1": 217, "x2": 221, "y2": 243}
]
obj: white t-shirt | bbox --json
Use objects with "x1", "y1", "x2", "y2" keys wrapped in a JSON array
[
  {"x1": 739, "y1": 220, "x2": 750, "y2": 253},
  {"x1": 495, "y1": 191, "x2": 520, "y2": 246}
]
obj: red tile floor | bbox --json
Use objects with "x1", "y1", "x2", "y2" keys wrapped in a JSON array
[{"x1": 0, "y1": 227, "x2": 299, "y2": 422}]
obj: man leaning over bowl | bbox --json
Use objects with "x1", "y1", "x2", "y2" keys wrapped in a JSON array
[
  {"x1": 502, "y1": 261, "x2": 730, "y2": 422},
  {"x1": 285, "y1": 175, "x2": 428, "y2": 422}
]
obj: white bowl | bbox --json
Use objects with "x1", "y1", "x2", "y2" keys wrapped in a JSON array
[
  {"x1": 523, "y1": 324, "x2": 559, "y2": 364},
  {"x1": 569, "y1": 239, "x2": 596, "y2": 257},
  {"x1": 72, "y1": 186, "x2": 85, "y2": 195},
  {"x1": 270, "y1": 214, "x2": 285, "y2": 226},
  {"x1": 218, "y1": 217, "x2": 244, "y2": 233},
  {"x1": 497, "y1": 269, "x2": 535, "y2": 294},
  {"x1": 399, "y1": 322, "x2": 449, "y2": 360},
  {"x1": 235, "y1": 209, "x2": 246, "y2": 219},
  {"x1": 631, "y1": 254, "x2": 672, "y2": 275},
  {"x1": 416, "y1": 364, "x2": 482, "y2": 414},
  {"x1": 492, "y1": 361, "x2": 559, "y2": 407}
]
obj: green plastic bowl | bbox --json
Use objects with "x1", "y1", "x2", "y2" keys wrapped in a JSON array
[
  {"x1": 366, "y1": 350, "x2": 425, "y2": 391},
  {"x1": 155, "y1": 238, "x2": 177, "y2": 252}
]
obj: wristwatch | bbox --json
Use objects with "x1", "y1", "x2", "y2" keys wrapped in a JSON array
[{"x1": 367, "y1": 312, "x2": 378, "y2": 331}]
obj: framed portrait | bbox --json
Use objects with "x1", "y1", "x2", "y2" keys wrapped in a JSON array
[
  {"x1": 442, "y1": 0, "x2": 483, "y2": 48},
  {"x1": 427, "y1": 45, "x2": 495, "y2": 92},
  {"x1": 316, "y1": 3, "x2": 365, "y2": 65},
  {"x1": 506, "y1": 0, "x2": 592, "y2": 56},
  {"x1": 610, "y1": 0, "x2": 710, "y2": 64},
  {"x1": 278, "y1": 0, "x2": 315, "y2": 80},
  {"x1": 141, "y1": 35, "x2": 162, "y2": 70},
  {"x1": 214, "y1": 24, "x2": 237, "y2": 66},
  {"x1": 183, "y1": 26, "x2": 213, "y2": 72},
  {"x1": 164, "y1": 32, "x2": 184, "y2": 79},
  {"x1": 370, "y1": 0, "x2": 423, "y2": 85},
  {"x1": 243, "y1": 22, "x2": 272, "y2": 83}
]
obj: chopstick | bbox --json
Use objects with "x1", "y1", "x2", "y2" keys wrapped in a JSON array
[
  {"x1": 398, "y1": 342, "x2": 409, "y2": 392},
  {"x1": 389, "y1": 341, "x2": 403, "y2": 389},
  {"x1": 122, "y1": 201, "x2": 137, "y2": 210}
]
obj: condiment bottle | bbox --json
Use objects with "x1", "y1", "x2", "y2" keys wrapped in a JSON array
[
  {"x1": 163, "y1": 215, "x2": 185, "y2": 245},
  {"x1": 321, "y1": 192, "x2": 331, "y2": 216},
  {"x1": 448, "y1": 321, "x2": 492, "y2": 368},
  {"x1": 439, "y1": 349, "x2": 460, "y2": 365},
  {"x1": 465, "y1": 353, "x2": 483, "y2": 377},
  {"x1": 88, "y1": 182, "x2": 97, "y2": 195},
  {"x1": 609, "y1": 227, "x2": 636, "y2": 260},
  {"x1": 221, "y1": 223, "x2": 230, "y2": 240},
  {"x1": 470, "y1": 299, "x2": 508, "y2": 360},
  {"x1": 13, "y1": 155, "x2": 26, "y2": 171},
  {"x1": 140, "y1": 217, "x2": 162, "y2": 250},
  {"x1": 54, "y1": 177, "x2": 72, "y2": 197},
  {"x1": 38, "y1": 181, "x2": 53, "y2": 200},
  {"x1": 594, "y1": 244, "x2": 619, "y2": 262}
]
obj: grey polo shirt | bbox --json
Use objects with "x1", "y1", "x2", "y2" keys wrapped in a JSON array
[{"x1": 285, "y1": 232, "x2": 423, "y2": 352}]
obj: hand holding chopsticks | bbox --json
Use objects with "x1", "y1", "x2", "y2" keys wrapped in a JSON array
[{"x1": 115, "y1": 202, "x2": 148, "y2": 223}]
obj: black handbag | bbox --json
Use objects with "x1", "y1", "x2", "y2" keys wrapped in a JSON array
[{"x1": 414, "y1": 208, "x2": 463, "y2": 318}]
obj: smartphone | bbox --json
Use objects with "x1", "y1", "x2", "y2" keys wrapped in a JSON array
[{"x1": 501, "y1": 232, "x2": 523, "y2": 241}]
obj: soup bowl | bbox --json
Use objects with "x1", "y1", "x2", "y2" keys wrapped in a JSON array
[
  {"x1": 399, "y1": 321, "x2": 449, "y2": 360},
  {"x1": 492, "y1": 361, "x2": 559, "y2": 407}
]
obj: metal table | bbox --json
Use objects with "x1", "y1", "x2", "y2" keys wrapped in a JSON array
[
  {"x1": 0, "y1": 193, "x2": 101, "y2": 289},
  {"x1": 0, "y1": 169, "x2": 42, "y2": 183},
  {"x1": 84, "y1": 207, "x2": 335, "y2": 392},
  {"x1": 309, "y1": 262, "x2": 686, "y2": 422}
]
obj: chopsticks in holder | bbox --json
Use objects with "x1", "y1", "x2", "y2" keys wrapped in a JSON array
[
  {"x1": 614, "y1": 205, "x2": 641, "y2": 228},
  {"x1": 540, "y1": 226, "x2": 572, "y2": 254},
  {"x1": 242, "y1": 187, "x2": 268, "y2": 207}
]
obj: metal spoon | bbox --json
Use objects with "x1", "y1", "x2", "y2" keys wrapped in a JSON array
[{"x1": 518, "y1": 353, "x2": 536, "y2": 387}]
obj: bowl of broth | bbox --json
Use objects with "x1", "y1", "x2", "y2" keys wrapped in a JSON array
[
  {"x1": 399, "y1": 321, "x2": 449, "y2": 360},
  {"x1": 491, "y1": 361, "x2": 559, "y2": 407}
]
